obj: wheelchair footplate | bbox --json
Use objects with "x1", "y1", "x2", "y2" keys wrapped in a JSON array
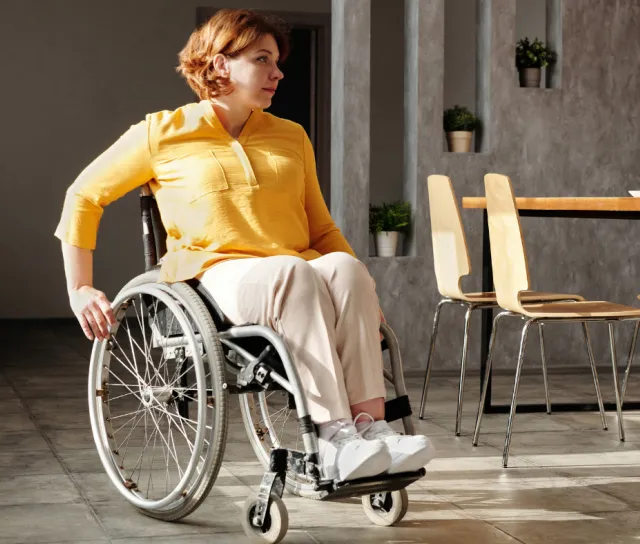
[
  {"x1": 316, "y1": 467, "x2": 426, "y2": 501},
  {"x1": 242, "y1": 449, "x2": 425, "y2": 541}
]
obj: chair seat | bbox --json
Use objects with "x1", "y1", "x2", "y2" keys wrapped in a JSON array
[
  {"x1": 460, "y1": 290, "x2": 583, "y2": 303},
  {"x1": 521, "y1": 301, "x2": 640, "y2": 318}
]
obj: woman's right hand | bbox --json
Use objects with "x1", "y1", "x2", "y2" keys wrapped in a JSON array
[{"x1": 69, "y1": 285, "x2": 117, "y2": 341}]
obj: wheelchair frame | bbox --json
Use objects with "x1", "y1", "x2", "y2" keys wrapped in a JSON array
[{"x1": 90, "y1": 185, "x2": 426, "y2": 538}]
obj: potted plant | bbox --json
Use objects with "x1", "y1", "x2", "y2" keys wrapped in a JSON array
[
  {"x1": 369, "y1": 201, "x2": 411, "y2": 257},
  {"x1": 443, "y1": 105, "x2": 479, "y2": 153},
  {"x1": 515, "y1": 37, "x2": 557, "y2": 88}
]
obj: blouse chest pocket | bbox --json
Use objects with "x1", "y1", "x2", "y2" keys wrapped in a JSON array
[
  {"x1": 179, "y1": 150, "x2": 229, "y2": 203},
  {"x1": 266, "y1": 151, "x2": 305, "y2": 194}
]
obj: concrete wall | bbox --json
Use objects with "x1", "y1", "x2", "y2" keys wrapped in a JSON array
[
  {"x1": 0, "y1": 0, "x2": 541, "y2": 318},
  {"x1": 0, "y1": 0, "x2": 329, "y2": 318},
  {"x1": 4, "y1": 0, "x2": 640, "y2": 378},
  {"x1": 370, "y1": 0, "x2": 640, "y2": 373}
]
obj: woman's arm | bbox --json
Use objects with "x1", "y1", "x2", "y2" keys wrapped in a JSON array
[
  {"x1": 56, "y1": 118, "x2": 155, "y2": 339},
  {"x1": 61, "y1": 241, "x2": 115, "y2": 341},
  {"x1": 301, "y1": 128, "x2": 357, "y2": 257}
]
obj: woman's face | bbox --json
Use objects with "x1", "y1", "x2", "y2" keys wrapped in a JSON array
[{"x1": 224, "y1": 34, "x2": 284, "y2": 110}]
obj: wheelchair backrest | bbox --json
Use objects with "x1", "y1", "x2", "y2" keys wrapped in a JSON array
[{"x1": 140, "y1": 184, "x2": 168, "y2": 271}]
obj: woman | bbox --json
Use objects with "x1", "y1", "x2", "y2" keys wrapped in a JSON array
[{"x1": 55, "y1": 9, "x2": 434, "y2": 482}]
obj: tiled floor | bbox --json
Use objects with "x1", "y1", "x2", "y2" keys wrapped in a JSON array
[{"x1": 3, "y1": 319, "x2": 640, "y2": 543}]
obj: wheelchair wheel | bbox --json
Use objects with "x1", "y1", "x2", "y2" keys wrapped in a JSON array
[
  {"x1": 241, "y1": 493, "x2": 289, "y2": 543},
  {"x1": 361, "y1": 488, "x2": 409, "y2": 526},
  {"x1": 239, "y1": 391, "x2": 321, "y2": 499},
  {"x1": 88, "y1": 272, "x2": 228, "y2": 521}
]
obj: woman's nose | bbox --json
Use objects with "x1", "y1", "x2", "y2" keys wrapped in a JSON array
[{"x1": 272, "y1": 66, "x2": 284, "y2": 80}]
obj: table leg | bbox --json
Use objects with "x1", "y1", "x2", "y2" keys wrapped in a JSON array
[{"x1": 481, "y1": 209, "x2": 495, "y2": 413}]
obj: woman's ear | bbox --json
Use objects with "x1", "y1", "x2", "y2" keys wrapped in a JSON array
[{"x1": 212, "y1": 53, "x2": 230, "y2": 78}]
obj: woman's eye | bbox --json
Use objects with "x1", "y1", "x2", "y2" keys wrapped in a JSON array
[{"x1": 257, "y1": 56, "x2": 268, "y2": 63}]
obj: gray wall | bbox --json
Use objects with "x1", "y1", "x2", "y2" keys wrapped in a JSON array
[
  {"x1": 4, "y1": 0, "x2": 640, "y2": 377},
  {"x1": 0, "y1": 0, "x2": 329, "y2": 318},
  {"x1": 370, "y1": 0, "x2": 640, "y2": 373},
  {"x1": 369, "y1": 0, "x2": 551, "y2": 204}
]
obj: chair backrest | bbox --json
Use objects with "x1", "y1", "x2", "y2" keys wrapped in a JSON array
[
  {"x1": 427, "y1": 175, "x2": 471, "y2": 299},
  {"x1": 484, "y1": 173, "x2": 530, "y2": 313}
]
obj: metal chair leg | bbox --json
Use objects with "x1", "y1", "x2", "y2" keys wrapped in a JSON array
[
  {"x1": 455, "y1": 306, "x2": 473, "y2": 436},
  {"x1": 621, "y1": 321, "x2": 639, "y2": 404},
  {"x1": 582, "y1": 322, "x2": 608, "y2": 430},
  {"x1": 503, "y1": 320, "x2": 533, "y2": 468},
  {"x1": 608, "y1": 323, "x2": 625, "y2": 442},
  {"x1": 473, "y1": 311, "x2": 509, "y2": 446},
  {"x1": 419, "y1": 299, "x2": 449, "y2": 419},
  {"x1": 538, "y1": 323, "x2": 551, "y2": 414}
]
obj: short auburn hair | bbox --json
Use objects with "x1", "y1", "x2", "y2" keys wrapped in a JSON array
[{"x1": 177, "y1": 9, "x2": 290, "y2": 101}]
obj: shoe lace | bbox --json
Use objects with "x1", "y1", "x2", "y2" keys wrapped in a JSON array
[
  {"x1": 354, "y1": 413, "x2": 400, "y2": 440},
  {"x1": 328, "y1": 414, "x2": 373, "y2": 449},
  {"x1": 353, "y1": 412, "x2": 376, "y2": 436}
]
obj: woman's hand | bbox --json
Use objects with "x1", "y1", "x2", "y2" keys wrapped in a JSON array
[{"x1": 69, "y1": 285, "x2": 116, "y2": 341}]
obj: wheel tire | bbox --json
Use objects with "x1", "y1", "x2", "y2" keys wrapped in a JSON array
[
  {"x1": 90, "y1": 271, "x2": 229, "y2": 522},
  {"x1": 361, "y1": 488, "x2": 409, "y2": 526},
  {"x1": 241, "y1": 493, "x2": 289, "y2": 543},
  {"x1": 149, "y1": 279, "x2": 229, "y2": 521}
]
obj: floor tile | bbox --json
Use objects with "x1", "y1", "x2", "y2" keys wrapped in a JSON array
[
  {"x1": 6, "y1": 323, "x2": 640, "y2": 543},
  {"x1": 111, "y1": 531, "x2": 316, "y2": 543},
  {"x1": 421, "y1": 467, "x2": 629, "y2": 518},
  {"x1": 492, "y1": 510, "x2": 640, "y2": 544},
  {"x1": 91, "y1": 497, "x2": 241, "y2": 538},
  {"x1": 0, "y1": 450, "x2": 66, "y2": 477},
  {"x1": 0, "y1": 474, "x2": 82, "y2": 506},
  {"x1": 57, "y1": 449, "x2": 106, "y2": 473},
  {"x1": 552, "y1": 465, "x2": 640, "y2": 508},
  {"x1": 0, "y1": 430, "x2": 51, "y2": 452},
  {"x1": 26, "y1": 397, "x2": 93, "y2": 430},
  {"x1": 307, "y1": 519, "x2": 521, "y2": 544},
  {"x1": 0, "y1": 503, "x2": 107, "y2": 543},
  {"x1": 0, "y1": 411, "x2": 39, "y2": 432}
]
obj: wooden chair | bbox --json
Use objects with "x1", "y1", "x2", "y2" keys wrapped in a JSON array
[
  {"x1": 420, "y1": 175, "x2": 589, "y2": 436},
  {"x1": 620, "y1": 295, "x2": 640, "y2": 405},
  {"x1": 473, "y1": 173, "x2": 640, "y2": 467}
]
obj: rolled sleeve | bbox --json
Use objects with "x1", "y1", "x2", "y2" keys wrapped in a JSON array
[{"x1": 54, "y1": 118, "x2": 155, "y2": 250}]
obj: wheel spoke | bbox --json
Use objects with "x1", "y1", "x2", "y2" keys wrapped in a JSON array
[{"x1": 94, "y1": 284, "x2": 224, "y2": 509}]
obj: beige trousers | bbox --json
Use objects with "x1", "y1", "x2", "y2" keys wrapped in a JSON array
[{"x1": 198, "y1": 252, "x2": 386, "y2": 423}]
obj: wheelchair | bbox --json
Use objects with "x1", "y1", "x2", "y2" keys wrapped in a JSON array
[{"x1": 86, "y1": 185, "x2": 425, "y2": 542}]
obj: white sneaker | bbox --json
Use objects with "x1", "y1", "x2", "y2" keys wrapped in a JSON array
[
  {"x1": 318, "y1": 422, "x2": 392, "y2": 482},
  {"x1": 356, "y1": 415, "x2": 436, "y2": 474}
]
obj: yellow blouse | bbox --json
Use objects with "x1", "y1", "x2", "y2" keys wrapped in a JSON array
[{"x1": 55, "y1": 100, "x2": 355, "y2": 283}]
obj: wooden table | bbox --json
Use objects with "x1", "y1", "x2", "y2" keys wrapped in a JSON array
[{"x1": 462, "y1": 197, "x2": 640, "y2": 414}]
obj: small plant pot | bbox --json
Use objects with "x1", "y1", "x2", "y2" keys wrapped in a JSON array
[
  {"x1": 519, "y1": 67, "x2": 541, "y2": 88},
  {"x1": 446, "y1": 131, "x2": 473, "y2": 153},
  {"x1": 375, "y1": 231, "x2": 399, "y2": 257}
]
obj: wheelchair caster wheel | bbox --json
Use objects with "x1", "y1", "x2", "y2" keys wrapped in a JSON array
[
  {"x1": 241, "y1": 493, "x2": 289, "y2": 543},
  {"x1": 361, "y1": 488, "x2": 409, "y2": 526}
]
